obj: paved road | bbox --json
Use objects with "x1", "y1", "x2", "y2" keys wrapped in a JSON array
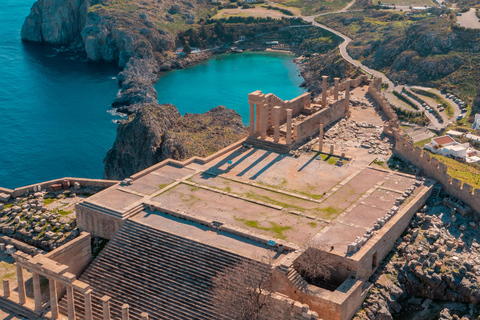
[
  {"x1": 299, "y1": 6, "x2": 396, "y2": 90},
  {"x1": 457, "y1": 8, "x2": 480, "y2": 29}
]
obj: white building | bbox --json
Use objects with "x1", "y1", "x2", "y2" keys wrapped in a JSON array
[
  {"x1": 472, "y1": 114, "x2": 480, "y2": 131},
  {"x1": 424, "y1": 135, "x2": 474, "y2": 160}
]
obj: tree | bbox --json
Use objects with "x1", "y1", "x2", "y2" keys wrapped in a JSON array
[
  {"x1": 183, "y1": 43, "x2": 192, "y2": 54},
  {"x1": 211, "y1": 258, "x2": 278, "y2": 320},
  {"x1": 293, "y1": 241, "x2": 340, "y2": 291}
]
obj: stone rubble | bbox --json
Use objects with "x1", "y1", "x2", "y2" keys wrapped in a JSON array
[{"x1": 353, "y1": 192, "x2": 480, "y2": 320}]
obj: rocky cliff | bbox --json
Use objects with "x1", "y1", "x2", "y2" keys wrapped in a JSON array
[
  {"x1": 21, "y1": 0, "x2": 88, "y2": 45},
  {"x1": 104, "y1": 104, "x2": 247, "y2": 180}
]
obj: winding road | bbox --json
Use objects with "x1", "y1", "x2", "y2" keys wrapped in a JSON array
[{"x1": 289, "y1": 2, "x2": 461, "y2": 128}]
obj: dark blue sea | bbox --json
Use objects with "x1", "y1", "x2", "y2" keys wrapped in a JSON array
[{"x1": 0, "y1": 0, "x2": 305, "y2": 189}]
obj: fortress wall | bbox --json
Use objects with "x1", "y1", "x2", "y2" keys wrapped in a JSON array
[
  {"x1": 76, "y1": 205, "x2": 125, "y2": 240},
  {"x1": 354, "y1": 183, "x2": 433, "y2": 279},
  {"x1": 367, "y1": 77, "x2": 480, "y2": 212},
  {"x1": 295, "y1": 100, "x2": 346, "y2": 142},
  {"x1": 395, "y1": 137, "x2": 480, "y2": 211},
  {"x1": 1, "y1": 178, "x2": 119, "y2": 198}
]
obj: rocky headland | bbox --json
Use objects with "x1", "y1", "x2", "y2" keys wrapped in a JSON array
[
  {"x1": 353, "y1": 193, "x2": 480, "y2": 320},
  {"x1": 21, "y1": 0, "x2": 250, "y2": 180}
]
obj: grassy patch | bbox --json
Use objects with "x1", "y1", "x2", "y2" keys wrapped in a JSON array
[
  {"x1": 158, "y1": 183, "x2": 170, "y2": 190},
  {"x1": 235, "y1": 217, "x2": 291, "y2": 239},
  {"x1": 44, "y1": 198, "x2": 56, "y2": 205},
  {"x1": 245, "y1": 192, "x2": 306, "y2": 212},
  {"x1": 430, "y1": 153, "x2": 480, "y2": 188},
  {"x1": 414, "y1": 137, "x2": 435, "y2": 147},
  {"x1": 56, "y1": 210, "x2": 72, "y2": 216},
  {"x1": 308, "y1": 222, "x2": 317, "y2": 228},
  {"x1": 282, "y1": 0, "x2": 351, "y2": 15},
  {"x1": 411, "y1": 88, "x2": 454, "y2": 118}
]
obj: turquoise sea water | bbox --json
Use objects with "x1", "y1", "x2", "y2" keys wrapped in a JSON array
[
  {"x1": 155, "y1": 51, "x2": 306, "y2": 125},
  {"x1": 0, "y1": 0, "x2": 120, "y2": 189},
  {"x1": 0, "y1": 0, "x2": 304, "y2": 189}
]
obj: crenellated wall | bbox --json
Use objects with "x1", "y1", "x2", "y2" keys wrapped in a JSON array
[{"x1": 367, "y1": 77, "x2": 480, "y2": 213}]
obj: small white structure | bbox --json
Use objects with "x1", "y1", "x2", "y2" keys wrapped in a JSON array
[
  {"x1": 446, "y1": 130, "x2": 464, "y2": 137},
  {"x1": 472, "y1": 114, "x2": 480, "y2": 131},
  {"x1": 424, "y1": 135, "x2": 472, "y2": 160}
]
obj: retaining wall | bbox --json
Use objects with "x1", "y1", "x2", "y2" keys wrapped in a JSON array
[{"x1": 1, "y1": 178, "x2": 119, "y2": 198}]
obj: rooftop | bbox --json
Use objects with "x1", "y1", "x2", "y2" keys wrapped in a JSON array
[{"x1": 432, "y1": 135, "x2": 456, "y2": 146}]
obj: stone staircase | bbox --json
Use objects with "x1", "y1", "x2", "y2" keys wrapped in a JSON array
[
  {"x1": 431, "y1": 184, "x2": 442, "y2": 199},
  {"x1": 285, "y1": 266, "x2": 309, "y2": 292},
  {"x1": 58, "y1": 220, "x2": 249, "y2": 320},
  {"x1": 245, "y1": 137, "x2": 293, "y2": 154},
  {"x1": 0, "y1": 296, "x2": 42, "y2": 319}
]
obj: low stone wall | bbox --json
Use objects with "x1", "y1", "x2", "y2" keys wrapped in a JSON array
[
  {"x1": 1, "y1": 178, "x2": 119, "y2": 198},
  {"x1": 264, "y1": 292, "x2": 319, "y2": 320}
]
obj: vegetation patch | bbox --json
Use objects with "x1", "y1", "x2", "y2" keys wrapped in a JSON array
[
  {"x1": 391, "y1": 106, "x2": 430, "y2": 126},
  {"x1": 411, "y1": 88, "x2": 454, "y2": 118},
  {"x1": 392, "y1": 91, "x2": 419, "y2": 110},
  {"x1": 234, "y1": 217, "x2": 291, "y2": 239},
  {"x1": 430, "y1": 153, "x2": 480, "y2": 188}
]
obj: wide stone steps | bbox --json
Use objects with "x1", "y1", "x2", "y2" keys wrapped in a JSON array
[
  {"x1": 286, "y1": 266, "x2": 309, "y2": 292},
  {"x1": 0, "y1": 296, "x2": 42, "y2": 319},
  {"x1": 245, "y1": 137, "x2": 293, "y2": 154},
  {"x1": 58, "y1": 219, "x2": 255, "y2": 320},
  {"x1": 77, "y1": 201, "x2": 123, "y2": 218}
]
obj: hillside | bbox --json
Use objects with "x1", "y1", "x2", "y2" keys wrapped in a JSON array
[{"x1": 317, "y1": 10, "x2": 480, "y2": 118}]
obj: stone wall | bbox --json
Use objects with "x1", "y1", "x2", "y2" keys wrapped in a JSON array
[
  {"x1": 367, "y1": 77, "x2": 480, "y2": 213},
  {"x1": 263, "y1": 292, "x2": 319, "y2": 320},
  {"x1": 295, "y1": 100, "x2": 347, "y2": 143},
  {"x1": 44, "y1": 231, "x2": 92, "y2": 299},
  {"x1": 45, "y1": 231, "x2": 91, "y2": 278},
  {"x1": 76, "y1": 204, "x2": 125, "y2": 240},
  {"x1": 354, "y1": 182, "x2": 433, "y2": 279},
  {"x1": 395, "y1": 136, "x2": 480, "y2": 212},
  {"x1": 0, "y1": 178, "x2": 119, "y2": 198}
]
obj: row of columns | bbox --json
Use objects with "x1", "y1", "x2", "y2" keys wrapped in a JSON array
[
  {"x1": 249, "y1": 102, "x2": 294, "y2": 145},
  {"x1": 5, "y1": 265, "x2": 150, "y2": 320}
]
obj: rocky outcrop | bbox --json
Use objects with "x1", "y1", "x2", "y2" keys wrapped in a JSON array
[
  {"x1": 354, "y1": 193, "x2": 480, "y2": 320},
  {"x1": 104, "y1": 103, "x2": 247, "y2": 180},
  {"x1": 21, "y1": 0, "x2": 88, "y2": 45},
  {"x1": 82, "y1": 9, "x2": 175, "y2": 67}
]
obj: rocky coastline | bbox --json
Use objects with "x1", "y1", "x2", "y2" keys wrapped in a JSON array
[{"x1": 20, "y1": 0, "x2": 253, "y2": 180}]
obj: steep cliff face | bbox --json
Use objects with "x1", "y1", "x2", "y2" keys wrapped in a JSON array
[
  {"x1": 21, "y1": 0, "x2": 88, "y2": 45},
  {"x1": 82, "y1": 9, "x2": 175, "y2": 67},
  {"x1": 104, "y1": 104, "x2": 247, "y2": 180}
]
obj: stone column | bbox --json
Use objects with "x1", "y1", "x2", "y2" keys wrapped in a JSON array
[
  {"x1": 319, "y1": 124, "x2": 324, "y2": 153},
  {"x1": 122, "y1": 304, "x2": 130, "y2": 320},
  {"x1": 49, "y1": 279, "x2": 59, "y2": 320},
  {"x1": 273, "y1": 106, "x2": 281, "y2": 143},
  {"x1": 16, "y1": 264, "x2": 26, "y2": 305},
  {"x1": 286, "y1": 109, "x2": 292, "y2": 145},
  {"x1": 322, "y1": 76, "x2": 328, "y2": 107},
  {"x1": 256, "y1": 101, "x2": 261, "y2": 135},
  {"x1": 3, "y1": 279, "x2": 10, "y2": 298},
  {"x1": 85, "y1": 289, "x2": 93, "y2": 320},
  {"x1": 101, "y1": 295, "x2": 111, "y2": 320},
  {"x1": 249, "y1": 102, "x2": 255, "y2": 136},
  {"x1": 330, "y1": 145, "x2": 335, "y2": 155},
  {"x1": 260, "y1": 103, "x2": 267, "y2": 140},
  {"x1": 141, "y1": 313, "x2": 149, "y2": 320},
  {"x1": 334, "y1": 77, "x2": 340, "y2": 101},
  {"x1": 33, "y1": 272, "x2": 42, "y2": 312},
  {"x1": 345, "y1": 80, "x2": 351, "y2": 112},
  {"x1": 66, "y1": 286, "x2": 76, "y2": 320}
]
